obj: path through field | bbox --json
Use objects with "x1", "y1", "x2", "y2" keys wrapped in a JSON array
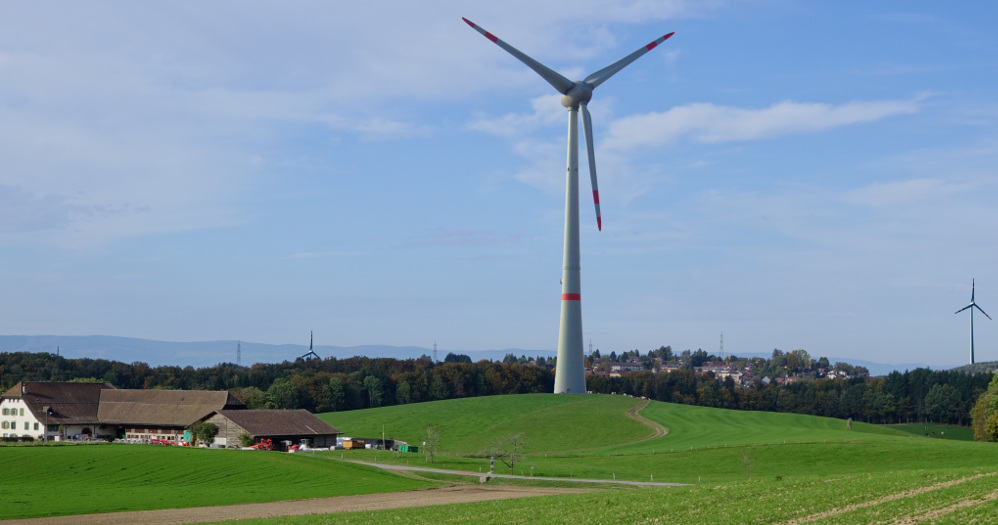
[
  {"x1": 553, "y1": 397, "x2": 669, "y2": 453},
  {"x1": 626, "y1": 398, "x2": 669, "y2": 440},
  {"x1": 349, "y1": 460, "x2": 689, "y2": 487},
  {"x1": 2, "y1": 485, "x2": 586, "y2": 525}
]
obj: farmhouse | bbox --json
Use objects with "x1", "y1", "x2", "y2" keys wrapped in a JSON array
[
  {"x1": 1, "y1": 381, "x2": 117, "y2": 440},
  {"x1": 1, "y1": 381, "x2": 340, "y2": 448},
  {"x1": 203, "y1": 409, "x2": 341, "y2": 450}
]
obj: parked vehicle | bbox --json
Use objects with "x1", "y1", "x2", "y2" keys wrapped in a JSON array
[{"x1": 248, "y1": 438, "x2": 273, "y2": 451}]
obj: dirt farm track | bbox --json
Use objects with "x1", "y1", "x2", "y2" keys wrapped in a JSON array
[{"x1": 2, "y1": 485, "x2": 586, "y2": 525}]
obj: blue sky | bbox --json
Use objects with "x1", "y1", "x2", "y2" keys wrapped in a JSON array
[{"x1": 1, "y1": 1, "x2": 996, "y2": 368}]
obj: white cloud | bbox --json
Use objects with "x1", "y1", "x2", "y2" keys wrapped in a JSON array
[
  {"x1": 468, "y1": 95, "x2": 567, "y2": 137},
  {"x1": 603, "y1": 97, "x2": 922, "y2": 150}
]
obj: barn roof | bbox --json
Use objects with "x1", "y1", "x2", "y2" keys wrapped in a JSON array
[
  {"x1": 1, "y1": 381, "x2": 115, "y2": 425},
  {"x1": 98, "y1": 389, "x2": 245, "y2": 427},
  {"x1": 215, "y1": 409, "x2": 341, "y2": 438}
]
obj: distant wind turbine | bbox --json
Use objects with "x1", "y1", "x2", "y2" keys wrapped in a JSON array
[
  {"x1": 300, "y1": 331, "x2": 321, "y2": 361},
  {"x1": 463, "y1": 18, "x2": 674, "y2": 394},
  {"x1": 955, "y1": 279, "x2": 991, "y2": 365}
]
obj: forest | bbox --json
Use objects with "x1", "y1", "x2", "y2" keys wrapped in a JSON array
[{"x1": 0, "y1": 350, "x2": 991, "y2": 426}]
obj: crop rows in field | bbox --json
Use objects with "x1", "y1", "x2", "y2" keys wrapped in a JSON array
[{"x1": 209, "y1": 469, "x2": 998, "y2": 525}]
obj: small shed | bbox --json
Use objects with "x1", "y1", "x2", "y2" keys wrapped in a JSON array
[{"x1": 205, "y1": 409, "x2": 341, "y2": 450}]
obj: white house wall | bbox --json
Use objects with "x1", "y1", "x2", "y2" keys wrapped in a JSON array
[
  {"x1": 0, "y1": 397, "x2": 44, "y2": 439},
  {"x1": 0, "y1": 398, "x2": 114, "y2": 441}
]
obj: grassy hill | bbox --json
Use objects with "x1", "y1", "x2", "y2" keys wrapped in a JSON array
[
  {"x1": 322, "y1": 393, "x2": 907, "y2": 454},
  {"x1": 321, "y1": 393, "x2": 649, "y2": 453},
  {"x1": 322, "y1": 393, "x2": 998, "y2": 484}
]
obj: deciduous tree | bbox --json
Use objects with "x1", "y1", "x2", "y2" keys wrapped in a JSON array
[{"x1": 492, "y1": 433, "x2": 527, "y2": 475}]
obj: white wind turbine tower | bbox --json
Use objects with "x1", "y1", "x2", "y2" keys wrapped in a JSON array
[
  {"x1": 955, "y1": 279, "x2": 991, "y2": 365},
  {"x1": 463, "y1": 18, "x2": 674, "y2": 394}
]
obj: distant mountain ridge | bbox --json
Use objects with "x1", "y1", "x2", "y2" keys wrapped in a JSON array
[
  {"x1": 0, "y1": 334, "x2": 554, "y2": 369},
  {"x1": 0, "y1": 334, "x2": 946, "y2": 376}
]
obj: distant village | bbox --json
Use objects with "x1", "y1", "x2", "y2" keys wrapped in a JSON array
[{"x1": 516, "y1": 346, "x2": 870, "y2": 389}]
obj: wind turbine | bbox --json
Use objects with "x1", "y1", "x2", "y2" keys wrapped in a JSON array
[
  {"x1": 463, "y1": 18, "x2": 674, "y2": 394},
  {"x1": 955, "y1": 279, "x2": 991, "y2": 365},
  {"x1": 300, "y1": 331, "x2": 321, "y2": 361}
]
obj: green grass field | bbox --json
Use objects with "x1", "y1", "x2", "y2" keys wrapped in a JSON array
[
  {"x1": 8, "y1": 394, "x2": 998, "y2": 523},
  {"x1": 211, "y1": 468, "x2": 998, "y2": 524},
  {"x1": 889, "y1": 422, "x2": 974, "y2": 441},
  {"x1": 0, "y1": 444, "x2": 434, "y2": 519}
]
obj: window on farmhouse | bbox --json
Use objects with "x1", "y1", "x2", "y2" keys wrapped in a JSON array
[
  {"x1": 1, "y1": 421, "x2": 7, "y2": 429},
  {"x1": 34, "y1": 423, "x2": 39, "y2": 430},
  {"x1": 1, "y1": 408, "x2": 7, "y2": 416},
  {"x1": 24, "y1": 422, "x2": 29, "y2": 430},
  {"x1": 19, "y1": 408, "x2": 24, "y2": 416}
]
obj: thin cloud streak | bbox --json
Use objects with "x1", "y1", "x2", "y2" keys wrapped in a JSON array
[{"x1": 604, "y1": 97, "x2": 923, "y2": 149}]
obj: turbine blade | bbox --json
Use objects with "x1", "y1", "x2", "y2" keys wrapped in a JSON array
[
  {"x1": 956, "y1": 304, "x2": 973, "y2": 314},
  {"x1": 580, "y1": 102, "x2": 601, "y2": 231},
  {"x1": 975, "y1": 304, "x2": 993, "y2": 320},
  {"x1": 584, "y1": 32, "x2": 675, "y2": 89},
  {"x1": 462, "y1": 18, "x2": 574, "y2": 95}
]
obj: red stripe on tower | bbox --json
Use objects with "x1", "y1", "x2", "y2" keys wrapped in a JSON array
[{"x1": 562, "y1": 293, "x2": 581, "y2": 301}]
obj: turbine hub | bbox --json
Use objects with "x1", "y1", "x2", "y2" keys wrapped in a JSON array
[{"x1": 561, "y1": 81, "x2": 593, "y2": 109}]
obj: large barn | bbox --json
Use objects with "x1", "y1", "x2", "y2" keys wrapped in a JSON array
[{"x1": 98, "y1": 389, "x2": 246, "y2": 443}]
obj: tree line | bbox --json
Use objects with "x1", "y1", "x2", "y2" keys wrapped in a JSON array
[
  {"x1": 587, "y1": 367, "x2": 990, "y2": 426},
  {"x1": 0, "y1": 351, "x2": 991, "y2": 425}
]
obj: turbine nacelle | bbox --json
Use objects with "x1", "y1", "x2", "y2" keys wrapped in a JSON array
[
  {"x1": 465, "y1": 16, "x2": 673, "y2": 234},
  {"x1": 561, "y1": 82, "x2": 593, "y2": 109}
]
